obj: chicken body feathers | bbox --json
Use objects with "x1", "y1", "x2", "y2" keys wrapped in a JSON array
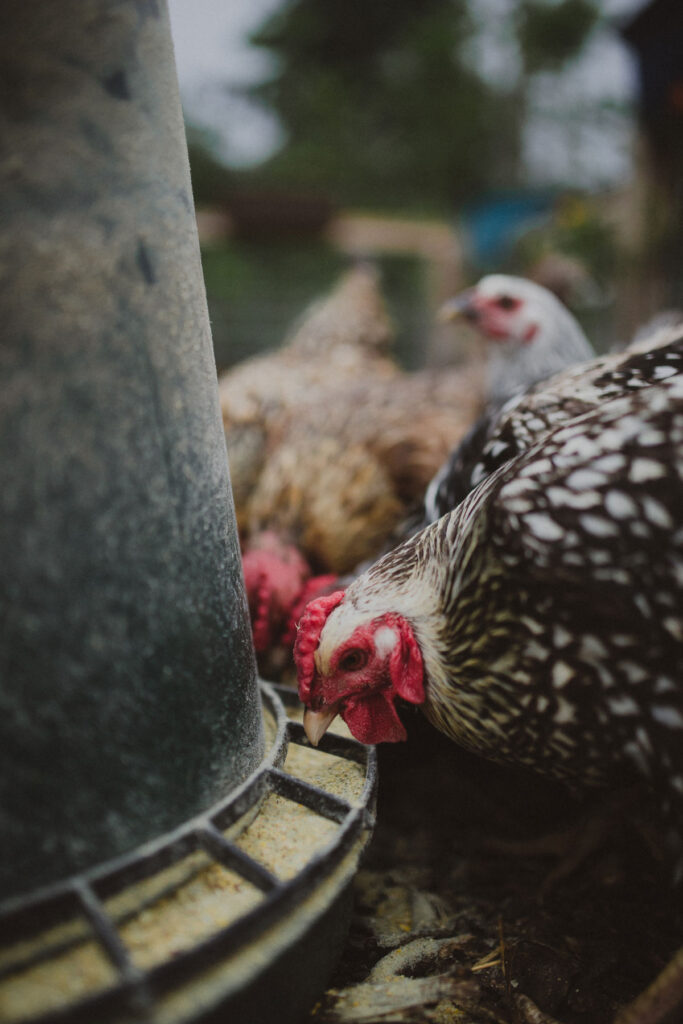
[
  {"x1": 424, "y1": 323, "x2": 683, "y2": 524},
  {"x1": 343, "y1": 375, "x2": 683, "y2": 804}
]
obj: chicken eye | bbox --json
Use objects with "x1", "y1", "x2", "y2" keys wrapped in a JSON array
[
  {"x1": 338, "y1": 648, "x2": 368, "y2": 672},
  {"x1": 496, "y1": 294, "x2": 518, "y2": 311}
]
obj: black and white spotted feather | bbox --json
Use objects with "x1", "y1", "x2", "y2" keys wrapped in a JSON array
[
  {"x1": 343, "y1": 373, "x2": 683, "y2": 863},
  {"x1": 423, "y1": 321, "x2": 683, "y2": 525}
]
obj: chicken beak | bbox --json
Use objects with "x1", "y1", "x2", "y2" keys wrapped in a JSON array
[
  {"x1": 437, "y1": 289, "x2": 475, "y2": 323},
  {"x1": 304, "y1": 705, "x2": 339, "y2": 746}
]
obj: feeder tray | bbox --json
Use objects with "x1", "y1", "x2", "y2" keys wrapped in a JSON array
[{"x1": 0, "y1": 683, "x2": 377, "y2": 1024}]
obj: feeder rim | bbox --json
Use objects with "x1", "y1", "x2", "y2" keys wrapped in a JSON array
[{"x1": 0, "y1": 681, "x2": 378, "y2": 1024}]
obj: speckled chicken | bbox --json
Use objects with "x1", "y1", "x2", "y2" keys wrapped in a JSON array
[
  {"x1": 295, "y1": 349, "x2": 683, "y2": 1023},
  {"x1": 296, "y1": 364, "x2": 683, "y2": 764}
]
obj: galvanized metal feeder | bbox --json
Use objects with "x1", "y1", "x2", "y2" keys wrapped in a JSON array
[
  {"x1": 0, "y1": 3, "x2": 376, "y2": 1020},
  {"x1": 0, "y1": 685, "x2": 376, "y2": 1024}
]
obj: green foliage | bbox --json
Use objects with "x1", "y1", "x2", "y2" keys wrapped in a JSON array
[
  {"x1": 201, "y1": 241, "x2": 346, "y2": 369},
  {"x1": 243, "y1": 1, "x2": 519, "y2": 211},
  {"x1": 223, "y1": 0, "x2": 603, "y2": 212},
  {"x1": 185, "y1": 123, "x2": 235, "y2": 207},
  {"x1": 514, "y1": 194, "x2": 618, "y2": 285},
  {"x1": 516, "y1": 0, "x2": 599, "y2": 73},
  {"x1": 250, "y1": 0, "x2": 450, "y2": 75},
  {"x1": 553, "y1": 196, "x2": 618, "y2": 282}
]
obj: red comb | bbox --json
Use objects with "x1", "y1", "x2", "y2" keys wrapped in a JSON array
[
  {"x1": 282, "y1": 573, "x2": 340, "y2": 648},
  {"x1": 249, "y1": 569, "x2": 272, "y2": 652},
  {"x1": 242, "y1": 542, "x2": 311, "y2": 652},
  {"x1": 294, "y1": 590, "x2": 345, "y2": 702}
]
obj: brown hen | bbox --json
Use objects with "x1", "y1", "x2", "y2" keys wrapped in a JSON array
[
  {"x1": 245, "y1": 365, "x2": 483, "y2": 576},
  {"x1": 219, "y1": 264, "x2": 486, "y2": 666},
  {"x1": 218, "y1": 262, "x2": 400, "y2": 529}
]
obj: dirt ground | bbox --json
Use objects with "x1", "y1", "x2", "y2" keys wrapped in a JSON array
[{"x1": 304, "y1": 710, "x2": 682, "y2": 1024}]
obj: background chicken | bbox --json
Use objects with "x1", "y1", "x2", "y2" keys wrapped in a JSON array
[
  {"x1": 296, "y1": 350, "x2": 683, "y2": 1023},
  {"x1": 439, "y1": 273, "x2": 594, "y2": 407},
  {"x1": 219, "y1": 261, "x2": 399, "y2": 525},
  {"x1": 245, "y1": 365, "x2": 484, "y2": 574},
  {"x1": 225, "y1": 265, "x2": 484, "y2": 664},
  {"x1": 232, "y1": 271, "x2": 598, "y2": 667},
  {"x1": 240, "y1": 366, "x2": 485, "y2": 668}
]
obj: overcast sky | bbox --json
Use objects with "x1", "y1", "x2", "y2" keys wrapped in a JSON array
[
  {"x1": 168, "y1": 0, "x2": 283, "y2": 164},
  {"x1": 167, "y1": 0, "x2": 648, "y2": 187}
]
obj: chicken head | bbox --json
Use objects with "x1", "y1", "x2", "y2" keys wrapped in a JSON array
[{"x1": 295, "y1": 591, "x2": 424, "y2": 746}]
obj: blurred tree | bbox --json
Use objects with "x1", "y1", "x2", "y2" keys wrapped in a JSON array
[
  {"x1": 233, "y1": 0, "x2": 600, "y2": 212},
  {"x1": 516, "y1": 0, "x2": 598, "y2": 73},
  {"x1": 185, "y1": 123, "x2": 235, "y2": 207},
  {"x1": 240, "y1": 0, "x2": 518, "y2": 210},
  {"x1": 510, "y1": 0, "x2": 601, "y2": 186}
]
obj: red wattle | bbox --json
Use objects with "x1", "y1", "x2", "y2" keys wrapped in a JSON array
[
  {"x1": 343, "y1": 689, "x2": 407, "y2": 744},
  {"x1": 242, "y1": 538, "x2": 313, "y2": 652},
  {"x1": 250, "y1": 571, "x2": 274, "y2": 652}
]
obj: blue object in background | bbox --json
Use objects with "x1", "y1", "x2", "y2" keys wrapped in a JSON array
[{"x1": 460, "y1": 190, "x2": 557, "y2": 268}]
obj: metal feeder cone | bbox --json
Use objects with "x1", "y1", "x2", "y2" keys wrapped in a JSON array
[{"x1": 0, "y1": 3, "x2": 376, "y2": 1021}]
